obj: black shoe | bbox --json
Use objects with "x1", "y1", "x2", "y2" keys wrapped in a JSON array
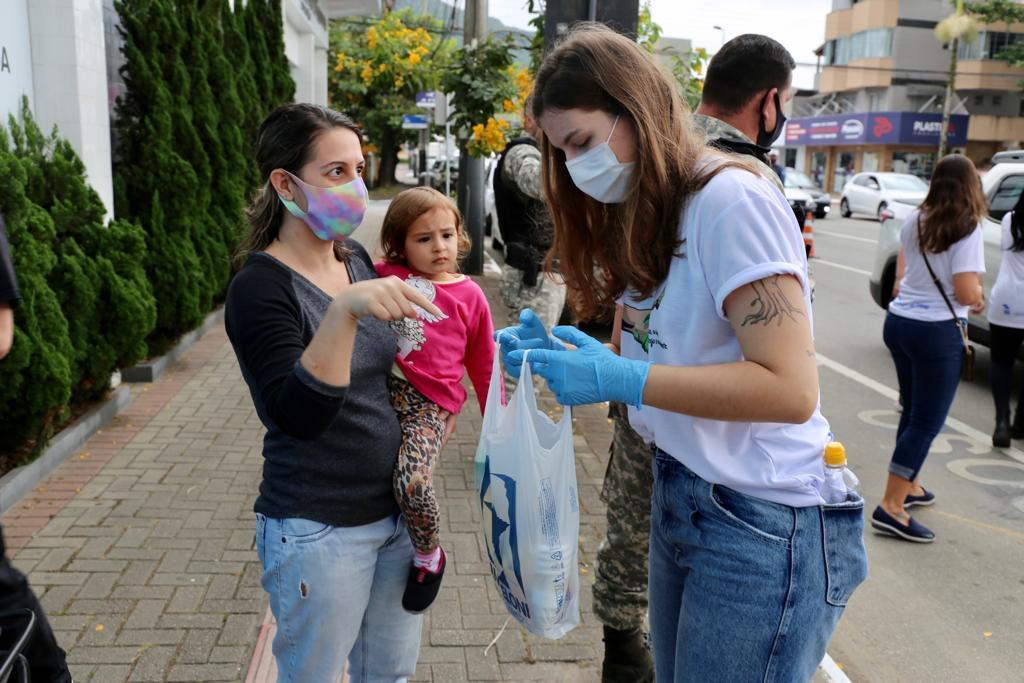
[
  {"x1": 402, "y1": 548, "x2": 446, "y2": 613},
  {"x1": 601, "y1": 626, "x2": 654, "y2": 683},
  {"x1": 871, "y1": 506, "x2": 935, "y2": 543},
  {"x1": 1012, "y1": 408, "x2": 1024, "y2": 440},
  {"x1": 904, "y1": 487, "x2": 935, "y2": 508},
  {"x1": 994, "y1": 411, "x2": 1011, "y2": 448}
]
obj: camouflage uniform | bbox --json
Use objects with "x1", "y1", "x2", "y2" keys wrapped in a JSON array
[
  {"x1": 593, "y1": 401, "x2": 654, "y2": 631},
  {"x1": 691, "y1": 114, "x2": 784, "y2": 193}
]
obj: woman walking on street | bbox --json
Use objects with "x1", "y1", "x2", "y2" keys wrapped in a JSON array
[
  {"x1": 225, "y1": 103, "x2": 446, "y2": 682},
  {"x1": 498, "y1": 26, "x2": 867, "y2": 682},
  {"x1": 873, "y1": 154, "x2": 986, "y2": 543},
  {"x1": 989, "y1": 192, "x2": 1024, "y2": 447}
]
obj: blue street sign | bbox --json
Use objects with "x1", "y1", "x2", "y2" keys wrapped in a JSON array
[
  {"x1": 415, "y1": 91, "x2": 437, "y2": 109},
  {"x1": 402, "y1": 114, "x2": 429, "y2": 130}
]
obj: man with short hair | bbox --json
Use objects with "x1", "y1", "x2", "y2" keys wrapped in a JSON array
[
  {"x1": 694, "y1": 33, "x2": 795, "y2": 192},
  {"x1": 0, "y1": 215, "x2": 74, "y2": 683}
]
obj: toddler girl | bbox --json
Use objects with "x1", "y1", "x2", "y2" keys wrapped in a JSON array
[{"x1": 376, "y1": 187, "x2": 496, "y2": 613}]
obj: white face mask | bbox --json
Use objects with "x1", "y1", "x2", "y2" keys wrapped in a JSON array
[{"x1": 564, "y1": 115, "x2": 635, "y2": 204}]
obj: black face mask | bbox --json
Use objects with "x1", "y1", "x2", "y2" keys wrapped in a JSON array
[{"x1": 756, "y1": 91, "x2": 786, "y2": 148}]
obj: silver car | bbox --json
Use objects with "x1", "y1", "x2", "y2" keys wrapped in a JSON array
[
  {"x1": 868, "y1": 163, "x2": 1024, "y2": 346},
  {"x1": 841, "y1": 172, "x2": 929, "y2": 222}
]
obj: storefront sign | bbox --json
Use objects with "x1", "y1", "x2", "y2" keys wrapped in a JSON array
[
  {"x1": 0, "y1": 0, "x2": 35, "y2": 120},
  {"x1": 785, "y1": 111, "x2": 968, "y2": 147}
]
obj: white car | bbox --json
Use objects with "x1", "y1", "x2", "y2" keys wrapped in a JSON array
[
  {"x1": 840, "y1": 172, "x2": 929, "y2": 221},
  {"x1": 868, "y1": 163, "x2": 1022, "y2": 346}
]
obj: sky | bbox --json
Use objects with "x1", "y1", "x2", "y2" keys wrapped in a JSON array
[{"x1": 487, "y1": 0, "x2": 833, "y2": 91}]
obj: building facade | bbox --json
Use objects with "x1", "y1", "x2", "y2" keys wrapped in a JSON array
[
  {"x1": 789, "y1": 0, "x2": 1024, "y2": 193},
  {"x1": 0, "y1": 0, "x2": 376, "y2": 218}
]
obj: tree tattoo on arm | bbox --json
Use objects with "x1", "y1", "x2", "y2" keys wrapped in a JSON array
[{"x1": 741, "y1": 276, "x2": 805, "y2": 327}]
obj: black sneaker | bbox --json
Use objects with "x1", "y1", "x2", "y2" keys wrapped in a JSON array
[
  {"x1": 871, "y1": 506, "x2": 935, "y2": 543},
  {"x1": 402, "y1": 547, "x2": 446, "y2": 613}
]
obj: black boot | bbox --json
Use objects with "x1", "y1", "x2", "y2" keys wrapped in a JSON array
[
  {"x1": 1012, "y1": 406, "x2": 1024, "y2": 440},
  {"x1": 994, "y1": 408, "x2": 1011, "y2": 448},
  {"x1": 601, "y1": 626, "x2": 654, "y2": 683}
]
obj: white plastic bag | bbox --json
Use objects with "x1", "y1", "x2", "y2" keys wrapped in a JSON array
[{"x1": 474, "y1": 347, "x2": 581, "y2": 640}]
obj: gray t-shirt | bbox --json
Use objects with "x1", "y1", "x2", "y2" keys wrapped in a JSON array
[{"x1": 225, "y1": 243, "x2": 401, "y2": 527}]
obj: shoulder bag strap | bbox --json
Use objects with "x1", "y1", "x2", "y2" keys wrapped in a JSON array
[{"x1": 917, "y1": 216, "x2": 969, "y2": 346}]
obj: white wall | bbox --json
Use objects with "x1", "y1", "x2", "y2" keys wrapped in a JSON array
[
  {"x1": 0, "y1": 0, "x2": 35, "y2": 120},
  {"x1": 285, "y1": 0, "x2": 330, "y2": 105},
  {"x1": 28, "y1": 0, "x2": 114, "y2": 218}
]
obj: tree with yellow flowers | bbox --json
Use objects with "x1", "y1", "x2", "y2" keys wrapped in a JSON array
[
  {"x1": 442, "y1": 35, "x2": 526, "y2": 158},
  {"x1": 329, "y1": 10, "x2": 452, "y2": 185}
]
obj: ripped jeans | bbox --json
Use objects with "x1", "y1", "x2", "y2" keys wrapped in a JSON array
[{"x1": 255, "y1": 513, "x2": 424, "y2": 682}]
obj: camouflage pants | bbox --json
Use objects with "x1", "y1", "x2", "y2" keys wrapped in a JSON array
[
  {"x1": 593, "y1": 401, "x2": 653, "y2": 631},
  {"x1": 498, "y1": 265, "x2": 566, "y2": 330},
  {"x1": 499, "y1": 265, "x2": 567, "y2": 394}
]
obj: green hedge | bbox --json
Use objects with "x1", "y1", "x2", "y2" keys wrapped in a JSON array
[
  {"x1": 0, "y1": 103, "x2": 156, "y2": 452},
  {"x1": 0, "y1": 0, "x2": 294, "y2": 455}
]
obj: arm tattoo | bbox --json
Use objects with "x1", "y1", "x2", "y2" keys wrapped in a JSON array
[{"x1": 741, "y1": 276, "x2": 805, "y2": 327}]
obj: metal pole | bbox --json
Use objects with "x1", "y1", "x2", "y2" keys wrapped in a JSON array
[
  {"x1": 458, "y1": 0, "x2": 488, "y2": 275},
  {"x1": 445, "y1": 94, "x2": 452, "y2": 196},
  {"x1": 938, "y1": 0, "x2": 964, "y2": 159},
  {"x1": 588, "y1": 0, "x2": 597, "y2": 21}
]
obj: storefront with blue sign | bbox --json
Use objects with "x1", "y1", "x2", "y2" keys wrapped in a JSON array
[{"x1": 784, "y1": 111, "x2": 969, "y2": 193}]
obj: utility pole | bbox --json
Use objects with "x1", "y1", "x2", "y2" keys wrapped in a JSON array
[
  {"x1": 458, "y1": 0, "x2": 488, "y2": 275},
  {"x1": 937, "y1": 0, "x2": 966, "y2": 158}
]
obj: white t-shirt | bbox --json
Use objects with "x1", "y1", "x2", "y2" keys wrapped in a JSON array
[
  {"x1": 888, "y1": 209, "x2": 985, "y2": 322},
  {"x1": 619, "y1": 163, "x2": 830, "y2": 508},
  {"x1": 988, "y1": 212, "x2": 1024, "y2": 329}
]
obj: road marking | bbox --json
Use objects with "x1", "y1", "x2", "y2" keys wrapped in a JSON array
[
  {"x1": 813, "y1": 259, "x2": 872, "y2": 276},
  {"x1": 818, "y1": 653, "x2": 853, "y2": 683},
  {"x1": 930, "y1": 509, "x2": 1024, "y2": 541},
  {"x1": 816, "y1": 352, "x2": 1024, "y2": 466},
  {"x1": 816, "y1": 230, "x2": 878, "y2": 245}
]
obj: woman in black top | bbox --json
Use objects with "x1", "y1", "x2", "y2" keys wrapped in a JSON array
[{"x1": 225, "y1": 104, "x2": 443, "y2": 682}]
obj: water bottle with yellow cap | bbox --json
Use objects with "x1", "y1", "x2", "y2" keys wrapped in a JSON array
[{"x1": 823, "y1": 441, "x2": 860, "y2": 504}]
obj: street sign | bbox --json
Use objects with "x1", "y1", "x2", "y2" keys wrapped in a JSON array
[
  {"x1": 415, "y1": 91, "x2": 436, "y2": 109},
  {"x1": 402, "y1": 114, "x2": 429, "y2": 130}
]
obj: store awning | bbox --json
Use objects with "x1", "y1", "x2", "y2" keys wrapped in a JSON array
[{"x1": 785, "y1": 111, "x2": 969, "y2": 147}]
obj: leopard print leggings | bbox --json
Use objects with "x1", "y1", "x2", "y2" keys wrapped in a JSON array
[{"x1": 388, "y1": 376, "x2": 446, "y2": 554}]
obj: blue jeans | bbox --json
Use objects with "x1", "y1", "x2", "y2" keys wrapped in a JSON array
[
  {"x1": 883, "y1": 312, "x2": 963, "y2": 481},
  {"x1": 649, "y1": 451, "x2": 867, "y2": 683},
  {"x1": 255, "y1": 513, "x2": 424, "y2": 682}
]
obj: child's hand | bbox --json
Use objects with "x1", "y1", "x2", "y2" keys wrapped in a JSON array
[{"x1": 441, "y1": 411, "x2": 457, "y2": 446}]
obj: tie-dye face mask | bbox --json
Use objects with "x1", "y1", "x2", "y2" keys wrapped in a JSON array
[{"x1": 278, "y1": 170, "x2": 369, "y2": 241}]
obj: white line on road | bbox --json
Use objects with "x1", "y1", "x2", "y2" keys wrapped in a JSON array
[
  {"x1": 818, "y1": 653, "x2": 854, "y2": 683},
  {"x1": 815, "y1": 230, "x2": 878, "y2": 245},
  {"x1": 816, "y1": 352, "x2": 1024, "y2": 466},
  {"x1": 813, "y1": 259, "x2": 872, "y2": 277}
]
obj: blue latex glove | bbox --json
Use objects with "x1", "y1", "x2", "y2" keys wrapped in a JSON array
[
  {"x1": 493, "y1": 308, "x2": 565, "y2": 377},
  {"x1": 508, "y1": 326, "x2": 651, "y2": 408}
]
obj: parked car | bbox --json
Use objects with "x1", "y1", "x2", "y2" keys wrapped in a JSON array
[
  {"x1": 868, "y1": 163, "x2": 1024, "y2": 347},
  {"x1": 841, "y1": 172, "x2": 928, "y2": 221},
  {"x1": 419, "y1": 158, "x2": 459, "y2": 192},
  {"x1": 784, "y1": 167, "x2": 831, "y2": 219}
]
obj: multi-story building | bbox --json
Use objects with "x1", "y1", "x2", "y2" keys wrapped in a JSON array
[{"x1": 786, "y1": 0, "x2": 1024, "y2": 193}]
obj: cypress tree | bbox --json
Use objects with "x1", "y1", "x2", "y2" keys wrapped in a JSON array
[
  {"x1": 0, "y1": 134, "x2": 73, "y2": 451},
  {"x1": 263, "y1": 0, "x2": 296, "y2": 105},
  {"x1": 245, "y1": 0, "x2": 275, "y2": 106},
  {"x1": 226, "y1": 0, "x2": 263, "y2": 159},
  {"x1": 114, "y1": 0, "x2": 205, "y2": 350}
]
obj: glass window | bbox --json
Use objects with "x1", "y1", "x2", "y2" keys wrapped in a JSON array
[
  {"x1": 880, "y1": 175, "x2": 928, "y2": 191},
  {"x1": 891, "y1": 152, "x2": 936, "y2": 179},
  {"x1": 990, "y1": 174, "x2": 1024, "y2": 220},
  {"x1": 994, "y1": 95, "x2": 1004, "y2": 106}
]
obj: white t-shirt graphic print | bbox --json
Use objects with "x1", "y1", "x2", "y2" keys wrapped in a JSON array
[{"x1": 619, "y1": 162, "x2": 831, "y2": 508}]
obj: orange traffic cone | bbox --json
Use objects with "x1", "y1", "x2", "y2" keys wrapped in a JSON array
[{"x1": 803, "y1": 210, "x2": 815, "y2": 259}]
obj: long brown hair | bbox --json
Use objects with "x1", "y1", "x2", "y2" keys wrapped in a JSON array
[
  {"x1": 237, "y1": 103, "x2": 362, "y2": 262},
  {"x1": 379, "y1": 187, "x2": 471, "y2": 266},
  {"x1": 532, "y1": 24, "x2": 720, "y2": 319},
  {"x1": 918, "y1": 154, "x2": 987, "y2": 253}
]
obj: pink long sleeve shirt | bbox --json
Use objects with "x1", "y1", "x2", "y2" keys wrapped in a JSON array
[{"x1": 374, "y1": 262, "x2": 496, "y2": 415}]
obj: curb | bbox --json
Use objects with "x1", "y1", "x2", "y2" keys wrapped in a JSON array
[
  {"x1": 121, "y1": 307, "x2": 225, "y2": 382},
  {"x1": 0, "y1": 385, "x2": 132, "y2": 516}
]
